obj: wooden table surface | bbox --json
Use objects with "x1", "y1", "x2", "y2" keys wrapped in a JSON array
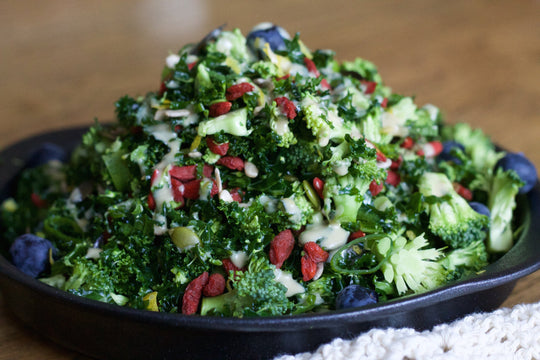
[{"x1": 1, "y1": 0, "x2": 539, "y2": 359}]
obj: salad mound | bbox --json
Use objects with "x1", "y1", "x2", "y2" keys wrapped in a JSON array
[{"x1": 1, "y1": 23, "x2": 536, "y2": 317}]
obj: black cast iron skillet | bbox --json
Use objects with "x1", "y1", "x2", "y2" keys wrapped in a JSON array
[{"x1": 0, "y1": 127, "x2": 539, "y2": 360}]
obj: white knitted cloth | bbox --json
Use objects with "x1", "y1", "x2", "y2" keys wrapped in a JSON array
[{"x1": 274, "y1": 302, "x2": 540, "y2": 360}]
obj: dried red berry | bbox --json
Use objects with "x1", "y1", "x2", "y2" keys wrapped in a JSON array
[
  {"x1": 276, "y1": 74, "x2": 291, "y2": 81},
  {"x1": 226, "y1": 82, "x2": 254, "y2": 101},
  {"x1": 320, "y1": 78, "x2": 331, "y2": 90},
  {"x1": 229, "y1": 188, "x2": 242, "y2": 202},
  {"x1": 313, "y1": 177, "x2": 325, "y2": 199},
  {"x1": 183, "y1": 179, "x2": 201, "y2": 200},
  {"x1": 349, "y1": 230, "x2": 366, "y2": 241},
  {"x1": 381, "y1": 97, "x2": 388, "y2": 108},
  {"x1": 203, "y1": 164, "x2": 214, "y2": 178},
  {"x1": 170, "y1": 177, "x2": 185, "y2": 204},
  {"x1": 301, "y1": 255, "x2": 318, "y2": 282},
  {"x1": 369, "y1": 180, "x2": 384, "y2": 196},
  {"x1": 187, "y1": 61, "x2": 197, "y2": 71},
  {"x1": 30, "y1": 193, "x2": 47, "y2": 208},
  {"x1": 386, "y1": 170, "x2": 401, "y2": 187},
  {"x1": 203, "y1": 273, "x2": 226, "y2": 297},
  {"x1": 206, "y1": 136, "x2": 229, "y2": 156},
  {"x1": 274, "y1": 96, "x2": 297, "y2": 119},
  {"x1": 208, "y1": 101, "x2": 232, "y2": 118},
  {"x1": 401, "y1": 137, "x2": 415, "y2": 149},
  {"x1": 376, "y1": 150, "x2": 387, "y2": 163},
  {"x1": 210, "y1": 180, "x2": 219, "y2": 197},
  {"x1": 303, "y1": 57, "x2": 320, "y2": 77},
  {"x1": 182, "y1": 272, "x2": 209, "y2": 315},
  {"x1": 170, "y1": 165, "x2": 197, "y2": 182},
  {"x1": 453, "y1": 183, "x2": 473, "y2": 201},
  {"x1": 390, "y1": 156, "x2": 403, "y2": 170},
  {"x1": 269, "y1": 229, "x2": 295, "y2": 269},
  {"x1": 362, "y1": 80, "x2": 377, "y2": 95},
  {"x1": 304, "y1": 242, "x2": 329, "y2": 263},
  {"x1": 147, "y1": 193, "x2": 156, "y2": 211},
  {"x1": 217, "y1": 156, "x2": 244, "y2": 171}
]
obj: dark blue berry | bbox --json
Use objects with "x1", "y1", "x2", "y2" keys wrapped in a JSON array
[
  {"x1": 247, "y1": 23, "x2": 290, "y2": 53},
  {"x1": 496, "y1": 152, "x2": 538, "y2": 194},
  {"x1": 437, "y1": 141, "x2": 465, "y2": 164},
  {"x1": 469, "y1": 201, "x2": 491, "y2": 217},
  {"x1": 336, "y1": 285, "x2": 378, "y2": 310},
  {"x1": 9, "y1": 234, "x2": 54, "y2": 278},
  {"x1": 25, "y1": 143, "x2": 67, "y2": 169}
]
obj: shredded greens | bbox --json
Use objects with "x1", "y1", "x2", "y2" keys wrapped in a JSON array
[{"x1": 0, "y1": 24, "x2": 527, "y2": 317}]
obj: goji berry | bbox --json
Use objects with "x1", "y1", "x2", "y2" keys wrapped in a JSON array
[
  {"x1": 182, "y1": 272, "x2": 209, "y2": 315},
  {"x1": 150, "y1": 169, "x2": 161, "y2": 185},
  {"x1": 349, "y1": 230, "x2": 366, "y2": 241},
  {"x1": 170, "y1": 165, "x2": 197, "y2": 182},
  {"x1": 208, "y1": 101, "x2": 232, "y2": 118},
  {"x1": 147, "y1": 193, "x2": 155, "y2": 211},
  {"x1": 362, "y1": 80, "x2": 377, "y2": 95},
  {"x1": 187, "y1": 61, "x2": 197, "y2": 71},
  {"x1": 369, "y1": 180, "x2": 384, "y2": 196},
  {"x1": 320, "y1": 78, "x2": 331, "y2": 90},
  {"x1": 210, "y1": 180, "x2": 219, "y2": 197},
  {"x1": 159, "y1": 81, "x2": 167, "y2": 95},
  {"x1": 202, "y1": 273, "x2": 226, "y2": 297},
  {"x1": 203, "y1": 164, "x2": 214, "y2": 178},
  {"x1": 381, "y1": 97, "x2": 388, "y2": 108},
  {"x1": 303, "y1": 57, "x2": 320, "y2": 77},
  {"x1": 183, "y1": 179, "x2": 201, "y2": 200},
  {"x1": 453, "y1": 182, "x2": 473, "y2": 201},
  {"x1": 217, "y1": 156, "x2": 244, "y2": 171},
  {"x1": 229, "y1": 188, "x2": 242, "y2": 202},
  {"x1": 304, "y1": 242, "x2": 329, "y2": 263},
  {"x1": 276, "y1": 74, "x2": 290, "y2": 81},
  {"x1": 401, "y1": 137, "x2": 415, "y2": 149},
  {"x1": 206, "y1": 136, "x2": 229, "y2": 156},
  {"x1": 269, "y1": 229, "x2": 295, "y2": 269},
  {"x1": 386, "y1": 170, "x2": 401, "y2": 187},
  {"x1": 376, "y1": 150, "x2": 387, "y2": 163},
  {"x1": 313, "y1": 177, "x2": 325, "y2": 199},
  {"x1": 170, "y1": 177, "x2": 185, "y2": 204},
  {"x1": 30, "y1": 193, "x2": 47, "y2": 208},
  {"x1": 301, "y1": 255, "x2": 317, "y2": 281},
  {"x1": 390, "y1": 156, "x2": 403, "y2": 170},
  {"x1": 226, "y1": 82, "x2": 254, "y2": 101},
  {"x1": 274, "y1": 96, "x2": 297, "y2": 119}
]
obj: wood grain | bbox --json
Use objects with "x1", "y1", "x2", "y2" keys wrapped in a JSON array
[{"x1": 0, "y1": 0, "x2": 539, "y2": 358}]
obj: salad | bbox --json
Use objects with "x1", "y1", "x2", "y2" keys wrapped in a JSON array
[{"x1": 1, "y1": 23, "x2": 537, "y2": 317}]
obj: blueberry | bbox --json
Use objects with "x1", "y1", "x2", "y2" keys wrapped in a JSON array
[
  {"x1": 9, "y1": 234, "x2": 54, "y2": 278},
  {"x1": 496, "y1": 152, "x2": 538, "y2": 194},
  {"x1": 469, "y1": 201, "x2": 491, "y2": 217},
  {"x1": 25, "y1": 143, "x2": 67, "y2": 169},
  {"x1": 437, "y1": 141, "x2": 465, "y2": 164},
  {"x1": 247, "y1": 23, "x2": 290, "y2": 53},
  {"x1": 336, "y1": 285, "x2": 378, "y2": 310}
]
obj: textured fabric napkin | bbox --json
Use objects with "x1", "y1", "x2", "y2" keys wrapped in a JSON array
[{"x1": 274, "y1": 301, "x2": 540, "y2": 360}]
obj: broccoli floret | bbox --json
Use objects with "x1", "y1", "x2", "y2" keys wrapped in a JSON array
[
  {"x1": 207, "y1": 29, "x2": 251, "y2": 64},
  {"x1": 443, "y1": 123, "x2": 502, "y2": 174},
  {"x1": 323, "y1": 174, "x2": 371, "y2": 224},
  {"x1": 279, "y1": 182, "x2": 316, "y2": 229},
  {"x1": 200, "y1": 256, "x2": 293, "y2": 317},
  {"x1": 487, "y1": 168, "x2": 524, "y2": 253},
  {"x1": 340, "y1": 57, "x2": 382, "y2": 83},
  {"x1": 294, "y1": 275, "x2": 335, "y2": 313},
  {"x1": 373, "y1": 232, "x2": 445, "y2": 295},
  {"x1": 269, "y1": 103, "x2": 297, "y2": 147},
  {"x1": 439, "y1": 239, "x2": 488, "y2": 281},
  {"x1": 418, "y1": 172, "x2": 489, "y2": 249},
  {"x1": 251, "y1": 60, "x2": 279, "y2": 78},
  {"x1": 406, "y1": 104, "x2": 440, "y2": 139},
  {"x1": 197, "y1": 108, "x2": 252, "y2": 137},
  {"x1": 301, "y1": 94, "x2": 359, "y2": 147}
]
